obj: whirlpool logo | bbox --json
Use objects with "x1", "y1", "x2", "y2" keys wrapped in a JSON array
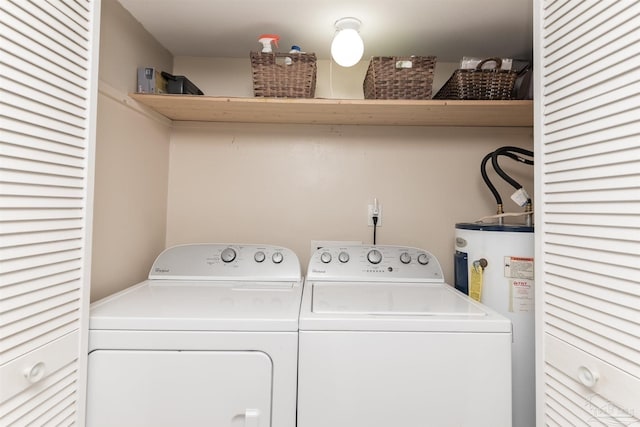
[{"x1": 154, "y1": 267, "x2": 170, "y2": 273}]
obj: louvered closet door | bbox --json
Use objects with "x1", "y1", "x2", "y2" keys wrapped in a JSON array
[
  {"x1": 536, "y1": 0, "x2": 640, "y2": 425},
  {"x1": 0, "y1": 0, "x2": 99, "y2": 425}
]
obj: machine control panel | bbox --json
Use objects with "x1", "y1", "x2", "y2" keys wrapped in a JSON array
[
  {"x1": 307, "y1": 245, "x2": 444, "y2": 283},
  {"x1": 148, "y1": 243, "x2": 301, "y2": 281}
]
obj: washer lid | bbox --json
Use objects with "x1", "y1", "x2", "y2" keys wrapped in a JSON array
[
  {"x1": 300, "y1": 282, "x2": 511, "y2": 332},
  {"x1": 313, "y1": 282, "x2": 486, "y2": 316},
  {"x1": 90, "y1": 280, "x2": 303, "y2": 332}
]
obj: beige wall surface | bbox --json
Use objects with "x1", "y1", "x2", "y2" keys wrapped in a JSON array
[
  {"x1": 166, "y1": 123, "x2": 533, "y2": 282},
  {"x1": 99, "y1": 0, "x2": 173, "y2": 93},
  {"x1": 91, "y1": 0, "x2": 173, "y2": 301},
  {"x1": 91, "y1": 97, "x2": 171, "y2": 301}
]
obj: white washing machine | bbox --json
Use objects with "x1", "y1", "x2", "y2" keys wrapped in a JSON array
[
  {"x1": 86, "y1": 243, "x2": 302, "y2": 427},
  {"x1": 297, "y1": 245, "x2": 513, "y2": 427}
]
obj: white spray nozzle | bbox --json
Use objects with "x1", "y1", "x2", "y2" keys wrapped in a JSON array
[{"x1": 258, "y1": 34, "x2": 280, "y2": 53}]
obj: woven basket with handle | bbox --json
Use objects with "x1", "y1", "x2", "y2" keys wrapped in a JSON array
[{"x1": 433, "y1": 57, "x2": 517, "y2": 100}]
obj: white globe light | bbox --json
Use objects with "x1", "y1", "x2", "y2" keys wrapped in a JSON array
[{"x1": 331, "y1": 20, "x2": 364, "y2": 67}]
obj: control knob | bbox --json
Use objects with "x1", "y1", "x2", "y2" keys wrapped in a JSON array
[
  {"x1": 338, "y1": 251, "x2": 350, "y2": 263},
  {"x1": 254, "y1": 251, "x2": 266, "y2": 263},
  {"x1": 417, "y1": 253, "x2": 430, "y2": 265},
  {"x1": 399, "y1": 252, "x2": 411, "y2": 264},
  {"x1": 320, "y1": 252, "x2": 332, "y2": 264},
  {"x1": 221, "y1": 247, "x2": 237, "y2": 263},
  {"x1": 367, "y1": 249, "x2": 382, "y2": 264},
  {"x1": 272, "y1": 252, "x2": 284, "y2": 264}
]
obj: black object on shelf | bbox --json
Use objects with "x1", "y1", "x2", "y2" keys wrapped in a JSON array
[{"x1": 161, "y1": 71, "x2": 204, "y2": 95}]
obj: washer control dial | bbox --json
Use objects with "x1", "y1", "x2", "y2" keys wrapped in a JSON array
[
  {"x1": 367, "y1": 249, "x2": 382, "y2": 264},
  {"x1": 417, "y1": 253, "x2": 430, "y2": 265},
  {"x1": 320, "y1": 252, "x2": 332, "y2": 264},
  {"x1": 272, "y1": 252, "x2": 284, "y2": 264},
  {"x1": 338, "y1": 251, "x2": 350, "y2": 263},
  {"x1": 221, "y1": 247, "x2": 237, "y2": 263},
  {"x1": 399, "y1": 252, "x2": 411, "y2": 264},
  {"x1": 254, "y1": 251, "x2": 266, "y2": 263}
]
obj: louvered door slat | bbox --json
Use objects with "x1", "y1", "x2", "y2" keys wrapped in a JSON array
[
  {"x1": 544, "y1": 2, "x2": 638, "y2": 71},
  {"x1": 0, "y1": 117, "x2": 85, "y2": 148},
  {"x1": 1, "y1": 271, "x2": 80, "y2": 301},
  {"x1": 1, "y1": 64, "x2": 86, "y2": 111},
  {"x1": 543, "y1": 104, "x2": 640, "y2": 145},
  {"x1": 2, "y1": 1, "x2": 87, "y2": 69},
  {"x1": 13, "y1": 0, "x2": 89, "y2": 46},
  {"x1": 36, "y1": 393, "x2": 77, "y2": 426},
  {"x1": 0, "y1": 209, "x2": 83, "y2": 224},
  {"x1": 0, "y1": 34, "x2": 86, "y2": 94},
  {"x1": 1, "y1": 13, "x2": 87, "y2": 77},
  {"x1": 2, "y1": 220, "x2": 84, "y2": 240},
  {"x1": 545, "y1": 50, "x2": 640, "y2": 115},
  {"x1": 546, "y1": 243, "x2": 639, "y2": 270},
  {"x1": 2, "y1": 171, "x2": 85, "y2": 193},
  {"x1": 545, "y1": 265, "x2": 639, "y2": 300},
  {"x1": 546, "y1": 293, "x2": 639, "y2": 339},
  {"x1": 2, "y1": 250, "x2": 83, "y2": 284},
  {"x1": 0, "y1": 0, "x2": 98, "y2": 424},
  {"x1": 1, "y1": 230, "x2": 84, "y2": 251},
  {"x1": 0, "y1": 310, "x2": 79, "y2": 363},
  {"x1": 537, "y1": 0, "x2": 640, "y2": 423},
  {"x1": 2, "y1": 90, "x2": 87, "y2": 131},
  {"x1": 1, "y1": 98, "x2": 86, "y2": 139},
  {"x1": 545, "y1": 213, "x2": 638, "y2": 230}
]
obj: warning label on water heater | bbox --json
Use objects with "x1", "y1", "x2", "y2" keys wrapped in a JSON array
[
  {"x1": 504, "y1": 256, "x2": 534, "y2": 312},
  {"x1": 504, "y1": 256, "x2": 534, "y2": 280}
]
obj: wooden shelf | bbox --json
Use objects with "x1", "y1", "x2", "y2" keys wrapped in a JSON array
[{"x1": 130, "y1": 94, "x2": 533, "y2": 127}]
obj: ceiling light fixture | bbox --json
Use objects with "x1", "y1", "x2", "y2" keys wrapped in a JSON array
[{"x1": 331, "y1": 17, "x2": 364, "y2": 67}]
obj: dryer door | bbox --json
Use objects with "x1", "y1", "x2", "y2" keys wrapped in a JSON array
[{"x1": 86, "y1": 350, "x2": 272, "y2": 427}]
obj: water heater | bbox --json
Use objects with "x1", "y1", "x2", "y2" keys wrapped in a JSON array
[{"x1": 454, "y1": 222, "x2": 534, "y2": 427}]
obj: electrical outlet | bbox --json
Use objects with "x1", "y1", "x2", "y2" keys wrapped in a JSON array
[{"x1": 367, "y1": 203, "x2": 382, "y2": 226}]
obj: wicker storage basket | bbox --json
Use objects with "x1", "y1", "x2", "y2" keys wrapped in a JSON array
[
  {"x1": 363, "y1": 56, "x2": 436, "y2": 100},
  {"x1": 250, "y1": 51, "x2": 317, "y2": 98},
  {"x1": 433, "y1": 58, "x2": 517, "y2": 100}
]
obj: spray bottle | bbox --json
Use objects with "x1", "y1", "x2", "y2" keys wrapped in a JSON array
[{"x1": 258, "y1": 34, "x2": 280, "y2": 53}]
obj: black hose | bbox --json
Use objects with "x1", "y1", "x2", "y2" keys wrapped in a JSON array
[
  {"x1": 491, "y1": 146, "x2": 533, "y2": 193},
  {"x1": 482, "y1": 146, "x2": 534, "y2": 208},
  {"x1": 481, "y1": 152, "x2": 502, "y2": 206},
  {"x1": 494, "y1": 146, "x2": 533, "y2": 164}
]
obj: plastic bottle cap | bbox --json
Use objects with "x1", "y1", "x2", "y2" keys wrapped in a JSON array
[{"x1": 258, "y1": 34, "x2": 280, "y2": 47}]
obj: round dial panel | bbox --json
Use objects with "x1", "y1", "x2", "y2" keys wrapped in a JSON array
[
  {"x1": 417, "y1": 253, "x2": 430, "y2": 265},
  {"x1": 367, "y1": 249, "x2": 382, "y2": 264},
  {"x1": 221, "y1": 247, "x2": 237, "y2": 263},
  {"x1": 272, "y1": 252, "x2": 284, "y2": 264}
]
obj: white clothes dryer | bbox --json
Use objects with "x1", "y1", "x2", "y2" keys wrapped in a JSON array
[
  {"x1": 86, "y1": 243, "x2": 302, "y2": 427},
  {"x1": 297, "y1": 245, "x2": 513, "y2": 427}
]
